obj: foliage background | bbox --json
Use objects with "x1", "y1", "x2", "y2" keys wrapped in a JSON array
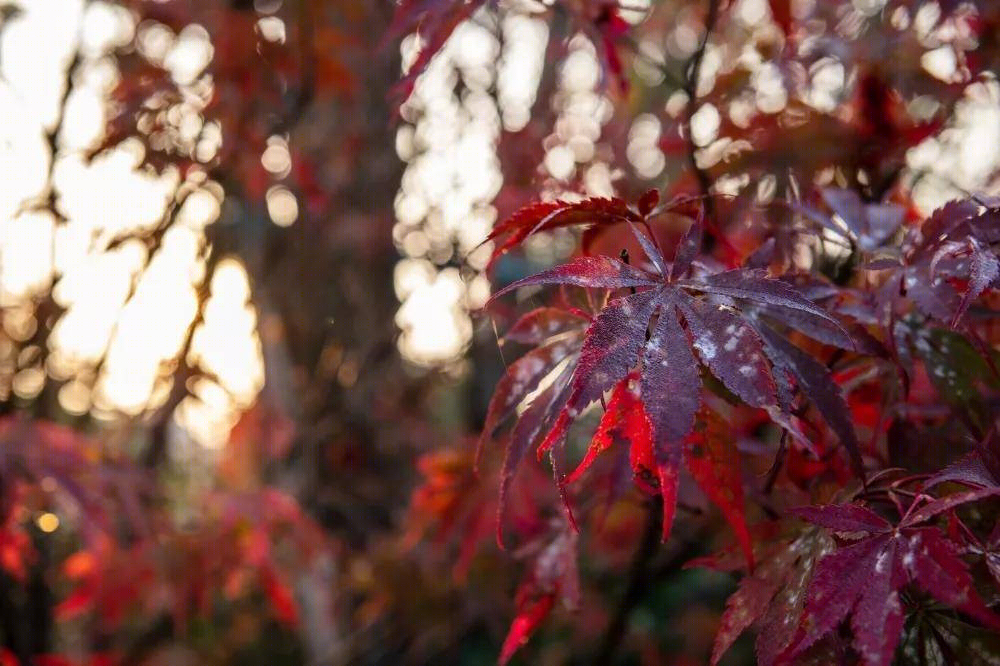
[{"x1": 0, "y1": 0, "x2": 999, "y2": 665}]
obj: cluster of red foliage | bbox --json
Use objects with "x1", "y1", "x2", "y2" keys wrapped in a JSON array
[
  {"x1": 398, "y1": 0, "x2": 1000, "y2": 664},
  {"x1": 476, "y1": 190, "x2": 1000, "y2": 664},
  {"x1": 0, "y1": 417, "x2": 327, "y2": 665}
]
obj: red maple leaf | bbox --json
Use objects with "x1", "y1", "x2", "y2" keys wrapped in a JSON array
[
  {"x1": 499, "y1": 527, "x2": 578, "y2": 665},
  {"x1": 488, "y1": 198, "x2": 866, "y2": 543},
  {"x1": 786, "y1": 490, "x2": 1000, "y2": 665}
]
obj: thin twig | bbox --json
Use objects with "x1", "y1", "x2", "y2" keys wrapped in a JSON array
[
  {"x1": 269, "y1": 0, "x2": 317, "y2": 136},
  {"x1": 591, "y1": 501, "x2": 707, "y2": 665},
  {"x1": 591, "y1": 495, "x2": 662, "y2": 665},
  {"x1": 763, "y1": 431, "x2": 788, "y2": 495},
  {"x1": 683, "y1": 0, "x2": 721, "y2": 224}
]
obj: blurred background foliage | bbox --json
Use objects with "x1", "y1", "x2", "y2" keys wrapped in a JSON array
[{"x1": 0, "y1": 0, "x2": 998, "y2": 664}]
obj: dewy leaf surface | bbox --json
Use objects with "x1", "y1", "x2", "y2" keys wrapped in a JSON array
[
  {"x1": 563, "y1": 291, "x2": 660, "y2": 419},
  {"x1": 479, "y1": 340, "x2": 576, "y2": 452},
  {"x1": 484, "y1": 197, "x2": 639, "y2": 267},
  {"x1": 685, "y1": 408, "x2": 754, "y2": 568},
  {"x1": 789, "y1": 503, "x2": 890, "y2": 533},
  {"x1": 491, "y1": 256, "x2": 657, "y2": 300},
  {"x1": 758, "y1": 325, "x2": 864, "y2": 475},
  {"x1": 475, "y1": 179, "x2": 1000, "y2": 666},
  {"x1": 787, "y1": 497, "x2": 1000, "y2": 665},
  {"x1": 502, "y1": 307, "x2": 588, "y2": 346},
  {"x1": 684, "y1": 269, "x2": 847, "y2": 328},
  {"x1": 497, "y1": 370, "x2": 573, "y2": 547},
  {"x1": 641, "y1": 296, "x2": 701, "y2": 538},
  {"x1": 679, "y1": 298, "x2": 777, "y2": 409}
]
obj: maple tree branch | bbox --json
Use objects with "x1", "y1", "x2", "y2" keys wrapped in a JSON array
[
  {"x1": 870, "y1": 83, "x2": 968, "y2": 202},
  {"x1": 621, "y1": 34, "x2": 685, "y2": 89},
  {"x1": 683, "y1": 0, "x2": 721, "y2": 223},
  {"x1": 763, "y1": 431, "x2": 788, "y2": 496},
  {"x1": 591, "y1": 500, "x2": 707, "y2": 665},
  {"x1": 38, "y1": 49, "x2": 81, "y2": 222},
  {"x1": 270, "y1": 0, "x2": 316, "y2": 137},
  {"x1": 10, "y1": 48, "x2": 83, "y2": 422},
  {"x1": 591, "y1": 495, "x2": 662, "y2": 665},
  {"x1": 0, "y1": 571, "x2": 30, "y2": 665},
  {"x1": 141, "y1": 232, "x2": 225, "y2": 469},
  {"x1": 0, "y1": 530, "x2": 54, "y2": 664},
  {"x1": 0, "y1": 45, "x2": 83, "y2": 652}
]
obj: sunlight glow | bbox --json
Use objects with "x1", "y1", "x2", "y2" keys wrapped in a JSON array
[
  {"x1": 394, "y1": 7, "x2": 508, "y2": 366},
  {"x1": 908, "y1": 78, "x2": 1000, "y2": 213},
  {"x1": 179, "y1": 258, "x2": 265, "y2": 449},
  {"x1": 393, "y1": 8, "x2": 626, "y2": 366},
  {"x1": 267, "y1": 185, "x2": 299, "y2": 227},
  {"x1": 0, "y1": 1, "x2": 265, "y2": 448},
  {"x1": 395, "y1": 268, "x2": 473, "y2": 367},
  {"x1": 36, "y1": 512, "x2": 60, "y2": 533}
]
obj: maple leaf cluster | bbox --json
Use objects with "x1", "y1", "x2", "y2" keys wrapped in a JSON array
[
  {"x1": 473, "y1": 186, "x2": 1000, "y2": 664},
  {"x1": 0, "y1": 418, "x2": 328, "y2": 664},
  {"x1": 376, "y1": 1, "x2": 1000, "y2": 663}
]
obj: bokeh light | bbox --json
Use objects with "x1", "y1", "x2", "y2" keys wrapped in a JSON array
[{"x1": 0, "y1": 0, "x2": 264, "y2": 449}]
